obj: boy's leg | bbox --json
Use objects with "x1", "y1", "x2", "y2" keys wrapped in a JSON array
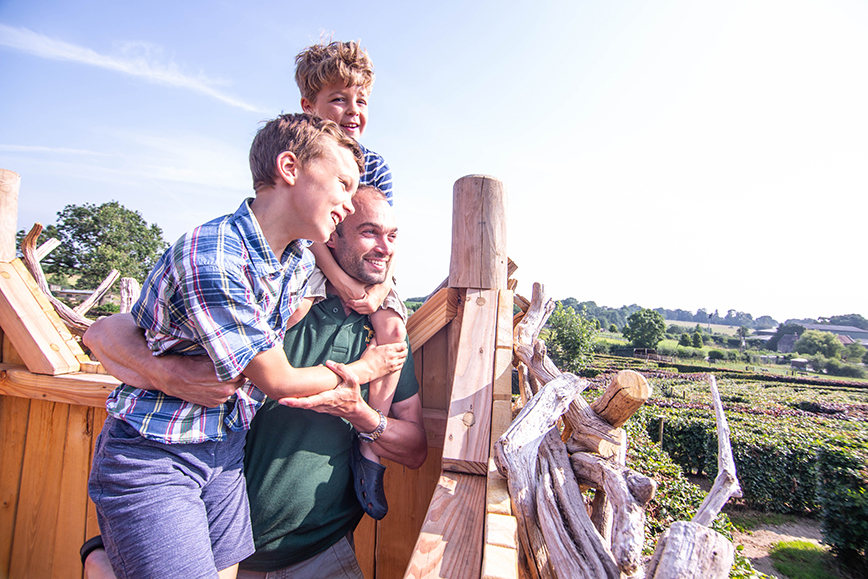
[{"x1": 88, "y1": 418, "x2": 253, "y2": 579}]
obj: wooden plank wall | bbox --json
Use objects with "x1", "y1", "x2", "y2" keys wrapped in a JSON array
[
  {"x1": 354, "y1": 308, "x2": 457, "y2": 579},
  {"x1": 0, "y1": 379, "x2": 107, "y2": 579}
]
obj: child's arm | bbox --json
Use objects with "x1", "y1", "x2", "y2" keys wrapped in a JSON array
[
  {"x1": 310, "y1": 242, "x2": 367, "y2": 302},
  {"x1": 241, "y1": 339, "x2": 406, "y2": 400}
]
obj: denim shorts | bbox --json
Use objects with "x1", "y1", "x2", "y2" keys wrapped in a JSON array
[{"x1": 88, "y1": 417, "x2": 255, "y2": 578}]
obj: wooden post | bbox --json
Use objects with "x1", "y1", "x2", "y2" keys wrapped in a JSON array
[
  {"x1": 0, "y1": 169, "x2": 20, "y2": 262},
  {"x1": 449, "y1": 175, "x2": 507, "y2": 290}
]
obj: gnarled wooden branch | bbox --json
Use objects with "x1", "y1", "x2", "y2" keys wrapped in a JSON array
[
  {"x1": 692, "y1": 374, "x2": 742, "y2": 526},
  {"x1": 20, "y1": 223, "x2": 122, "y2": 336},
  {"x1": 571, "y1": 451, "x2": 656, "y2": 576}
]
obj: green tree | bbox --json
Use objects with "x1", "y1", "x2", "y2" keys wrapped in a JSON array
[
  {"x1": 794, "y1": 330, "x2": 844, "y2": 359},
  {"x1": 622, "y1": 308, "x2": 666, "y2": 349},
  {"x1": 678, "y1": 333, "x2": 692, "y2": 347},
  {"x1": 691, "y1": 331, "x2": 704, "y2": 348},
  {"x1": 23, "y1": 201, "x2": 167, "y2": 288},
  {"x1": 608, "y1": 323, "x2": 618, "y2": 333},
  {"x1": 546, "y1": 303, "x2": 597, "y2": 373},
  {"x1": 842, "y1": 342, "x2": 867, "y2": 364}
]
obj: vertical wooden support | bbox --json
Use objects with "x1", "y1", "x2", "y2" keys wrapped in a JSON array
[
  {"x1": 441, "y1": 289, "x2": 498, "y2": 475},
  {"x1": 0, "y1": 169, "x2": 20, "y2": 262},
  {"x1": 448, "y1": 176, "x2": 507, "y2": 290}
]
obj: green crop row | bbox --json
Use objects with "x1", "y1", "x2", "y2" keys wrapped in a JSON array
[{"x1": 631, "y1": 406, "x2": 867, "y2": 567}]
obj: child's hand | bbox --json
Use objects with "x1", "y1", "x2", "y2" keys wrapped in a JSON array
[
  {"x1": 360, "y1": 341, "x2": 407, "y2": 381},
  {"x1": 334, "y1": 276, "x2": 368, "y2": 303},
  {"x1": 346, "y1": 280, "x2": 391, "y2": 315}
]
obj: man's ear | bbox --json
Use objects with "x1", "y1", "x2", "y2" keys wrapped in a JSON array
[
  {"x1": 325, "y1": 232, "x2": 338, "y2": 249},
  {"x1": 276, "y1": 151, "x2": 299, "y2": 185},
  {"x1": 300, "y1": 97, "x2": 313, "y2": 114}
]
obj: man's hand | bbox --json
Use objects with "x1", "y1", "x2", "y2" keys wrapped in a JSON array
[
  {"x1": 156, "y1": 355, "x2": 244, "y2": 407},
  {"x1": 84, "y1": 314, "x2": 243, "y2": 408},
  {"x1": 278, "y1": 361, "x2": 380, "y2": 432}
]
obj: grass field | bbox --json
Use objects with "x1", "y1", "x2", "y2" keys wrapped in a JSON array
[{"x1": 665, "y1": 319, "x2": 744, "y2": 335}]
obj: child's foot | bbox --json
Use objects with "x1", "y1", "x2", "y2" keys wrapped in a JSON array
[{"x1": 350, "y1": 437, "x2": 388, "y2": 519}]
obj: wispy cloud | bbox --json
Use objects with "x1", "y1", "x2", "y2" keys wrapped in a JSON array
[
  {"x1": 0, "y1": 144, "x2": 112, "y2": 156},
  {"x1": 0, "y1": 23, "x2": 268, "y2": 113}
]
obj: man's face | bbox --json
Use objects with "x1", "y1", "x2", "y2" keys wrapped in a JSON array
[
  {"x1": 290, "y1": 138, "x2": 358, "y2": 243},
  {"x1": 327, "y1": 193, "x2": 397, "y2": 285},
  {"x1": 302, "y1": 82, "x2": 369, "y2": 141}
]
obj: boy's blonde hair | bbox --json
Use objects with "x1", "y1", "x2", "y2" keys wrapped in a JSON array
[
  {"x1": 295, "y1": 40, "x2": 375, "y2": 103},
  {"x1": 249, "y1": 113, "x2": 363, "y2": 192}
]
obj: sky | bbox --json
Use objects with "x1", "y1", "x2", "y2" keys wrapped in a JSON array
[{"x1": 1, "y1": 0, "x2": 865, "y2": 324}]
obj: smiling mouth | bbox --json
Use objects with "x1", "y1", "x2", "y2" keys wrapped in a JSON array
[
  {"x1": 365, "y1": 256, "x2": 388, "y2": 270},
  {"x1": 342, "y1": 123, "x2": 359, "y2": 131}
]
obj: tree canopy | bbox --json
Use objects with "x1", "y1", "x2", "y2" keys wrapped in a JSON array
[
  {"x1": 546, "y1": 302, "x2": 597, "y2": 374},
  {"x1": 21, "y1": 201, "x2": 166, "y2": 289},
  {"x1": 622, "y1": 308, "x2": 667, "y2": 349},
  {"x1": 794, "y1": 330, "x2": 844, "y2": 359}
]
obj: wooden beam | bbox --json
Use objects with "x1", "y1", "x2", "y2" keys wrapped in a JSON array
[
  {"x1": 403, "y1": 472, "x2": 486, "y2": 579},
  {"x1": 407, "y1": 287, "x2": 460, "y2": 352},
  {"x1": 0, "y1": 261, "x2": 82, "y2": 375},
  {"x1": 441, "y1": 289, "x2": 497, "y2": 475},
  {"x1": 0, "y1": 363, "x2": 117, "y2": 407},
  {"x1": 0, "y1": 169, "x2": 19, "y2": 262},
  {"x1": 9, "y1": 259, "x2": 88, "y2": 364},
  {"x1": 448, "y1": 175, "x2": 508, "y2": 290}
]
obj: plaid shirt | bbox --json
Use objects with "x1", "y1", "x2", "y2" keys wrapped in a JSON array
[{"x1": 106, "y1": 199, "x2": 315, "y2": 444}]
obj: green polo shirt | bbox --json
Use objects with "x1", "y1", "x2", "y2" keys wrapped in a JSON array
[{"x1": 241, "y1": 294, "x2": 419, "y2": 572}]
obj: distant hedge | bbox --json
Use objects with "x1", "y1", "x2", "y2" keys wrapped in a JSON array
[{"x1": 633, "y1": 407, "x2": 867, "y2": 568}]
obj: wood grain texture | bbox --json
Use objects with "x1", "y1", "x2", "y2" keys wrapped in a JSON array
[
  {"x1": 0, "y1": 394, "x2": 30, "y2": 578},
  {"x1": 355, "y1": 515, "x2": 377, "y2": 579},
  {"x1": 407, "y1": 288, "x2": 460, "y2": 352},
  {"x1": 378, "y1": 450, "x2": 444, "y2": 579},
  {"x1": 0, "y1": 261, "x2": 80, "y2": 375},
  {"x1": 10, "y1": 259, "x2": 87, "y2": 363},
  {"x1": 441, "y1": 289, "x2": 497, "y2": 475},
  {"x1": 0, "y1": 363, "x2": 117, "y2": 407},
  {"x1": 402, "y1": 472, "x2": 485, "y2": 579},
  {"x1": 448, "y1": 176, "x2": 507, "y2": 290},
  {"x1": 0, "y1": 169, "x2": 20, "y2": 262},
  {"x1": 418, "y1": 329, "x2": 449, "y2": 411},
  {"x1": 9, "y1": 399, "x2": 69, "y2": 579},
  {"x1": 646, "y1": 522, "x2": 734, "y2": 579},
  {"x1": 51, "y1": 404, "x2": 92, "y2": 579}
]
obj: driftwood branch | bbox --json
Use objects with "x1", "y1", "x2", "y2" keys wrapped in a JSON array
[
  {"x1": 494, "y1": 371, "x2": 584, "y2": 579},
  {"x1": 20, "y1": 224, "x2": 92, "y2": 336},
  {"x1": 645, "y1": 375, "x2": 742, "y2": 578},
  {"x1": 119, "y1": 277, "x2": 141, "y2": 313},
  {"x1": 20, "y1": 223, "x2": 124, "y2": 336},
  {"x1": 692, "y1": 374, "x2": 742, "y2": 526}
]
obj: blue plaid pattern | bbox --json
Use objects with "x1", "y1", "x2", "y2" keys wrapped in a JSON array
[
  {"x1": 359, "y1": 143, "x2": 393, "y2": 205},
  {"x1": 106, "y1": 199, "x2": 315, "y2": 443}
]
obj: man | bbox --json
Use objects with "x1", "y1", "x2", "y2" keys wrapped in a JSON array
[{"x1": 82, "y1": 185, "x2": 427, "y2": 579}]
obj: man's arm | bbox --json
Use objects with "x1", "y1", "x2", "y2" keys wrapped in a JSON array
[
  {"x1": 85, "y1": 313, "x2": 407, "y2": 406},
  {"x1": 84, "y1": 314, "x2": 241, "y2": 407},
  {"x1": 280, "y1": 361, "x2": 428, "y2": 469}
]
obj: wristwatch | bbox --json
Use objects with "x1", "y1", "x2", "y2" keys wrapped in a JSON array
[{"x1": 358, "y1": 408, "x2": 387, "y2": 443}]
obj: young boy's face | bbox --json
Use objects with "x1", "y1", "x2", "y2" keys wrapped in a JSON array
[
  {"x1": 291, "y1": 138, "x2": 359, "y2": 243},
  {"x1": 301, "y1": 82, "x2": 369, "y2": 141}
]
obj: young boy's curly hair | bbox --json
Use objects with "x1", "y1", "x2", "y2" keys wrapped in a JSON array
[{"x1": 295, "y1": 40, "x2": 375, "y2": 103}]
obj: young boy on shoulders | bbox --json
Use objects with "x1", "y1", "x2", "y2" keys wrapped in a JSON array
[
  {"x1": 87, "y1": 113, "x2": 406, "y2": 579},
  {"x1": 294, "y1": 40, "x2": 406, "y2": 520}
]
